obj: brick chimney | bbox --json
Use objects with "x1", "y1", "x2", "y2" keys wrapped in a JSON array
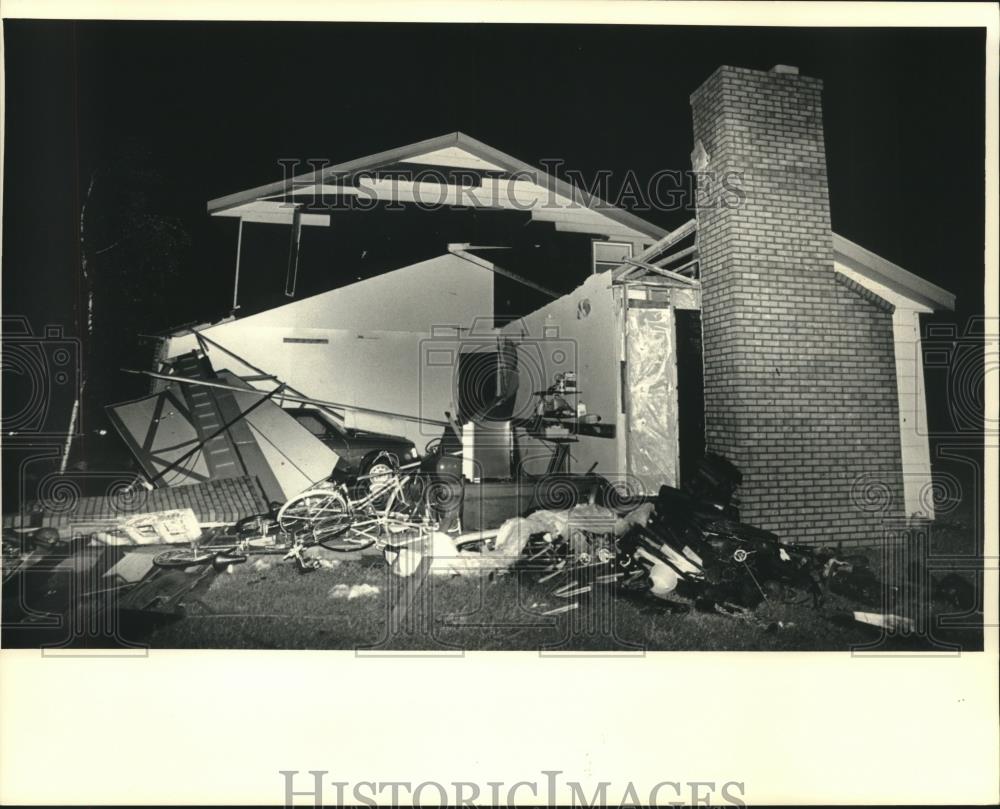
[{"x1": 690, "y1": 65, "x2": 905, "y2": 545}]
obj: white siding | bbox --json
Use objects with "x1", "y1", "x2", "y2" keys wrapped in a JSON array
[{"x1": 835, "y1": 261, "x2": 935, "y2": 519}]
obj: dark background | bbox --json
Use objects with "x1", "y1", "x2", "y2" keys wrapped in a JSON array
[{"x1": 1, "y1": 22, "x2": 988, "y2": 507}]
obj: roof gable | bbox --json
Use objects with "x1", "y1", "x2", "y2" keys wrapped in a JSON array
[{"x1": 207, "y1": 132, "x2": 667, "y2": 243}]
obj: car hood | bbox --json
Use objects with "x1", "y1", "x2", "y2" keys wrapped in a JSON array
[{"x1": 343, "y1": 428, "x2": 414, "y2": 448}]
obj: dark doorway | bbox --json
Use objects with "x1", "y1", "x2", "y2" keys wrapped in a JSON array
[{"x1": 675, "y1": 309, "x2": 705, "y2": 486}]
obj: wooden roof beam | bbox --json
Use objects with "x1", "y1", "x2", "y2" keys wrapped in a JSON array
[
  {"x1": 614, "y1": 218, "x2": 697, "y2": 278},
  {"x1": 617, "y1": 257, "x2": 700, "y2": 288}
]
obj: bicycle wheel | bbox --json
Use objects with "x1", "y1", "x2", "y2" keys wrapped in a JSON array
[
  {"x1": 318, "y1": 533, "x2": 376, "y2": 553},
  {"x1": 277, "y1": 489, "x2": 352, "y2": 539},
  {"x1": 153, "y1": 548, "x2": 217, "y2": 568}
]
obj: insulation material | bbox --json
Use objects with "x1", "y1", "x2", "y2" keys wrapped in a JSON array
[{"x1": 625, "y1": 304, "x2": 679, "y2": 494}]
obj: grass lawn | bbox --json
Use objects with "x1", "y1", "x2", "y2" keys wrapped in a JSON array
[
  {"x1": 3, "y1": 502, "x2": 981, "y2": 652},
  {"x1": 140, "y1": 528, "x2": 983, "y2": 652}
]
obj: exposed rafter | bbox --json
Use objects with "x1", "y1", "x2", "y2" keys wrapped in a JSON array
[{"x1": 614, "y1": 218, "x2": 697, "y2": 279}]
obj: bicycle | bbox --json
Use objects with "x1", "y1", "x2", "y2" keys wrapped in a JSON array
[
  {"x1": 151, "y1": 514, "x2": 323, "y2": 571},
  {"x1": 153, "y1": 451, "x2": 462, "y2": 570},
  {"x1": 275, "y1": 457, "x2": 441, "y2": 554}
]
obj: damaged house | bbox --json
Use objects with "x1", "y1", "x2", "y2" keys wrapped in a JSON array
[{"x1": 111, "y1": 64, "x2": 954, "y2": 546}]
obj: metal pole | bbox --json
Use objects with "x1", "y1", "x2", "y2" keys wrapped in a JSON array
[
  {"x1": 285, "y1": 207, "x2": 301, "y2": 297},
  {"x1": 232, "y1": 218, "x2": 244, "y2": 312},
  {"x1": 59, "y1": 391, "x2": 81, "y2": 474}
]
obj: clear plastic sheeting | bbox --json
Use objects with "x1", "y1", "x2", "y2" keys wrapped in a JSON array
[{"x1": 625, "y1": 304, "x2": 679, "y2": 495}]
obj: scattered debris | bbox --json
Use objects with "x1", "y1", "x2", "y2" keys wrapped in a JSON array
[
  {"x1": 853, "y1": 611, "x2": 915, "y2": 633},
  {"x1": 540, "y1": 603, "x2": 579, "y2": 616},
  {"x1": 617, "y1": 456, "x2": 826, "y2": 610},
  {"x1": 327, "y1": 583, "x2": 381, "y2": 600},
  {"x1": 824, "y1": 556, "x2": 886, "y2": 606},
  {"x1": 102, "y1": 549, "x2": 161, "y2": 585},
  {"x1": 121, "y1": 509, "x2": 202, "y2": 545},
  {"x1": 2, "y1": 435, "x2": 970, "y2": 648}
]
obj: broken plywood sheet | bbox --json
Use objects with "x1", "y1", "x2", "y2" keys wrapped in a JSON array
[
  {"x1": 106, "y1": 383, "x2": 211, "y2": 486},
  {"x1": 218, "y1": 371, "x2": 341, "y2": 499},
  {"x1": 103, "y1": 548, "x2": 161, "y2": 585}
]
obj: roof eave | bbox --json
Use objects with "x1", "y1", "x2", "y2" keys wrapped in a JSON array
[
  {"x1": 206, "y1": 132, "x2": 464, "y2": 215},
  {"x1": 832, "y1": 232, "x2": 956, "y2": 312}
]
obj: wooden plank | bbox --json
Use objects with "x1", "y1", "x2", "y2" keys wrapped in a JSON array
[
  {"x1": 232, "y1": 212, "x2": 329, "y2": 227},
  {"x1": 358, "y1": 177, "x2": 573, "y2": 211},
  {"x1": 626, "y1": 299, "x2": 672, "y2": 309},
  {"x1": 624, "y1": 280, "x2": 701, "y2": 310},
  {"x1": 653, "y1": 243, "x2": 697, "y2": 268},
  {"x1": 620, "y1": 218, "x2": 697, "y2": 271},
  {"x1": 554, "y1": 222, "x2": 650, "y2": 239},
  {"x1": 276, "y1": 184, "x2": 360, "y2": 197},
  {"x1": 668, "y1": 258, "x2": 699, "y2": 277},
  {"x1": 620, "y1": 257, "x2": 700, "y2": 287},
  {"x1": 535, "y1": 209, "x2": 648, "y2": 240},
  {"x1": 532, "y1": 206, "x2": 620, "y2": 225},
  {"x1": 212, "y1": 201, "x2": 329, "y2": 227},
  {"x1": 399, "y1": 145, "x2": 507, "y2": 172}
]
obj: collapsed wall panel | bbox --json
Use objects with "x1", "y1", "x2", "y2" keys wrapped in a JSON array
[
  {"x1": 106, "y1": 383, "x2": 212, "y2": 486},
  {"x1": 109, "y1": 367, "x2": 341, "y2": 503},
  {"x1": 217, "y1": 371, "x2": 341, "y2": 500}
]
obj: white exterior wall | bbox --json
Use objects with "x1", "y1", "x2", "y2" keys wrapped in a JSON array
[
  {"x1": 501, "y1": 272, "x2": 624, "y2": 477},
  {"x1": 162, "y1": 254, "x2": 494, "y2": 449},
  {"x1": 835, "y1": 261, "x2": 935, "y2": 519}
]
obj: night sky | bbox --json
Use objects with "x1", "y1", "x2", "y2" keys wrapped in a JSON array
[{"x1": 1, "y1": 21, "x2": 988, "y2": 498}]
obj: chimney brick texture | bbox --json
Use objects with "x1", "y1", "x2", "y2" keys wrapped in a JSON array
[{"x1": 690, "y1": 66, "x2": 905, "y2": 545}]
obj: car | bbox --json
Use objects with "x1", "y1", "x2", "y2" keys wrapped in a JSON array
[{"x1": 284, "y1": 406, "x2": 419, "y2": 493}]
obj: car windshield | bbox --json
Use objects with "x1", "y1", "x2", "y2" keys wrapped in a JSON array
[{"x1": 291, "y1": 408, "x2": 348, "y2": 438}]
